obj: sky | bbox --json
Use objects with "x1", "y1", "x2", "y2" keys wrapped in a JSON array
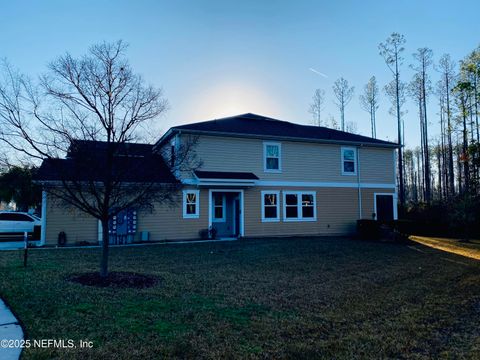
[{"x1": 1, "y1": 0, "x2": 479, "y2": 149}]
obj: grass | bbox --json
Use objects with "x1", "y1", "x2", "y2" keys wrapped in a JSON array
[{"x1": 1, "y1": 237, "x2": 480, "y2": 359}]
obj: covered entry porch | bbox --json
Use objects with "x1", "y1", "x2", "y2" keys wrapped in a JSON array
[
  {"x1": 194, "y1": 170, "x2": 258, "y2": 239},
  {"x1": 209, "y1": 189, "x2": 244, "y2": 239}
]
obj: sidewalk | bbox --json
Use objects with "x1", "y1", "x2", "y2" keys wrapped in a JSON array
[{"x1": 0, "y1": 299, "x2": 23, "y2": 360}]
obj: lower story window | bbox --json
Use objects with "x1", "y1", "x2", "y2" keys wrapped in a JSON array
[
  {"x1": 183, "y1": 190, "x2": 199, "y2": 218},
  {"x1": 283, "y1": 191, "x2": 316, "y2": 221},
  {"x1": 262, "y1": 191, "x2": 280, "y2": 222}
]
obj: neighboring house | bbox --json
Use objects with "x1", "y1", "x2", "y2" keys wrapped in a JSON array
[{"x1": 37, "y1": 113, "x2": 398, "y2": 245}]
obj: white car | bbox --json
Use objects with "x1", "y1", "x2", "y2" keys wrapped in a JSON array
[{"x1": 0, "y1": 212, "x2": 41, "y2": 234}]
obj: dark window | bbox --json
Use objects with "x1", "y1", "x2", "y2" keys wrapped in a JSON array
[
  {"x1": 263, "y1": 193, "x2": 278, "y2": 219},
  {"x1": 213, "y1": 194, "x2": 224, "y2": 220},
  {"x1": 185, "y1": 193, "x2": 197, "y2": 215},
  {"x1": 285, "y1": 194, "x2": 298, "y2": 218},
  {"x1": 302, "y1": 194, "x2": 314, "y2": 218},
  {"x1": 0, "y1": 213, "x2": 34, "y2": 221}
]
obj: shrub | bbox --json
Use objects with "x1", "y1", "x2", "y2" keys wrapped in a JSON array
[{"x1": 357, "y1": 219, "x2": 380, "y2": 240}]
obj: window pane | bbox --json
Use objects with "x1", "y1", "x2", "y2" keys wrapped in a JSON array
[
  {"x1": 266, "y1": 157, "x2": 279, "y2": 170},
  {"x1": 302, "y1": 194, "x2": 313, "y2": 205},
  {"x1": 186, "y1": 204, "x2": 196, "y2": 214},
  {"x1": 285, "y1": 194, "x2": 298, "y2": 205},
  {"x1": 302, "y1": 206, "x2": 314, "y2": 218},
  {"x1": 286, "y1": 206, "x2": 298, "y2": 218},
  {"x1": 266, "y1": 145, "x2": 279, "y2": 157},
  {"x1": 343, "y1": 149, "x2": 355, "y2": 161},
  {"x1": 344, "y1": 161, "x2": 355, "y2": 173},
  {"x1": 186, "y1": 193, "x2": 196, "y2": 204},
  {"x1": 214, "y1": 195, "x2": 223, "y2": 206},
  {"x1": 214, "y1": 207, "x2": 223, "y2": 219},
  {"x1": 264, "y1": 207, "x2": 277, "y2": 218},
  {"x1": 264, "y1": 194, "x2": 277, "y2": 206}
]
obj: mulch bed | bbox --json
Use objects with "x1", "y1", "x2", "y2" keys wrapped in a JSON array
[{"x1": 68, "y1": 271, "x2": 159, "y2": 288}]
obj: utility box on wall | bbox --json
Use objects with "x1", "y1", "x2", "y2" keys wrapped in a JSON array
[{"x1": 108, "y1": 208, "x2": 137, "y2": 244}]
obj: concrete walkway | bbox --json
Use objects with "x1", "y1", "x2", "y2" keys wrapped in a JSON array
[{"x1": 0, "y1": 299, "x2": 23, "y2": 360}]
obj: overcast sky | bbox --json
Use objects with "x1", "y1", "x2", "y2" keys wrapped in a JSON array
[{"x1": 1, "y1": 0, "x2": 479, "y2": 148}]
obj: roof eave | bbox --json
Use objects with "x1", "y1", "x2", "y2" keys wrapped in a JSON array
[{"x1": 164, "y1": 128, "x2": 400, "y2": 148}]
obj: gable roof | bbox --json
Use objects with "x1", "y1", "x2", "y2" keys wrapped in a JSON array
[
  {"x1": 158, "y1": 113, "x2": 398, "y2": 148},
  {"x1": 36, "y1": 141, "x2": 178, "y2": 184}
]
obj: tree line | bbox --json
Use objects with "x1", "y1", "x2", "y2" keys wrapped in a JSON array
[{"x1": 309, "y1": 33, "x2": 480, "y2": 215}]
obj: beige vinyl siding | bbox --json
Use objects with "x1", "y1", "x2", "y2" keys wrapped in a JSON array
[
  {"x1": 359, "y1": 147, "x2": 395, "y2": 183},
  {"x1": 244, "y1": 187, "x2": 359, "y2": 236},
  {"x1": 187, "y1": 135, "x2": 395, "y2": 184},
  {"x1": 45, "y1": 195, "x2": 98, "y2": 245},
  {"x1": 43, "y1": 186, "x2": 395, "y2": 245},
  {"x1": 137, "y1": 189, "x2": 209, "y2": 241}
]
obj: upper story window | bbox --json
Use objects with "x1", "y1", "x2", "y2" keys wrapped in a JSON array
[
  {"x1": 183, "y1": 190, "x2": 199, "y2": 219},
  {"x1": 341, "y1": 147, "x2": 357, "y2": 176},
  {"x1": 264, "y1": 142, "x2": 282, "y2": 172}
]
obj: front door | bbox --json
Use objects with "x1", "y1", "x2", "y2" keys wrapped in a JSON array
[
  {"x1": 376, "y1": 194, "x2": 394, "y2": 222},
  {"x1": 211, "y1": 191, "x2": 242, "y2": 238}
]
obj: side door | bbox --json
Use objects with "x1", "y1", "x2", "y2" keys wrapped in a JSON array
[{"x1": 375, "y1": 195, "x2": 394, "y2": 222}]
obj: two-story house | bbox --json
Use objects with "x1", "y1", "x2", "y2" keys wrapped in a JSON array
[{"x1": 38, "y1": 113, "x2": 398, "y2": 245}]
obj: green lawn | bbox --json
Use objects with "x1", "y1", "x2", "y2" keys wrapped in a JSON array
[{"x1": 1, "y1": 237, "x2": 480, "y2": 359}]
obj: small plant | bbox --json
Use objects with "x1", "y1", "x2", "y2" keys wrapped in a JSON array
[
  {"x1": 209, "y1": 226, "x2": 217, "y2": 240},
  {"x1": 199, "y1": 229, "x2": 209, "y2": 240}
]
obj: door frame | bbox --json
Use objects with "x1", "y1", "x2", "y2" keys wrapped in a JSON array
[
  {"x1": 208, "y1": 189, "x2": 244, "y2": 237},
  {"x1": 373, "y1": 192, "x2": 398, "y2": 220}
]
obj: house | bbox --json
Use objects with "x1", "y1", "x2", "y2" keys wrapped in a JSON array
[{"x1": 36, "y1": 113, "x2": 398, "y2": 246}]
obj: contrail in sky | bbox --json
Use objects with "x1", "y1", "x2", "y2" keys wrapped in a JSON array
[{"x1": 309, "y1": 68, "x2": 328, "y2": 78}]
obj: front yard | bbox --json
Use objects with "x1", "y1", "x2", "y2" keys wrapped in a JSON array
[{"x1": 1, "y1": 237, "x2": 480, "y2": 359}]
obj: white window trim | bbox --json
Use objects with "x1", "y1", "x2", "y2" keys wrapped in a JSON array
[
  {"x1": 212, "y1": 193, "x2": 226, "y2": 222},
  {"x1": 282, "y1": 191, "x2": 317, "y2": 222},
  {"x1": 261, "y1": 190, "x2": 280, "y2": 222},
  {"x1": 263, "y1": 141, "x2": 282, "y2": 173},
  {"x1": 182, "y1": 190, "x2": 199, "y2": 219},
  {"x1": 341, "y1": 146, "x2": 357, "y2": 176}
]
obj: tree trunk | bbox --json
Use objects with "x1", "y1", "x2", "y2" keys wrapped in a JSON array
[
  {"x1": 100, "y1": 217, "x2": 110, "y2": 278},
  {"x1": 446, "y1": 77, "x2": 455, "y2": 196}
]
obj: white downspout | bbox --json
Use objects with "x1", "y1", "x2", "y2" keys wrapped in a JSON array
[
  {"x1": 357, "y1": 147, "x2": 362, "y2": 219},
  {"x1": 40, "y1": 190, "x2": 47, "y2": 246}
]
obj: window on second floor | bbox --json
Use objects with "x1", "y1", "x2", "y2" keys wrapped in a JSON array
[
  {"x1": 341, "y1": 147, "x2": 357, "y2": 175},
  {"x1": 264, "y1": 142, "x2": 281, "y2": 172}
]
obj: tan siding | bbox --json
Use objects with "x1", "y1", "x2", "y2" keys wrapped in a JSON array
[
  {"x1": 44, "y1": 187, "x2": 396, "y2": 245},
  {"x1": 360, "y1": 147, "x2": 395, "y2": 183},
  {"x1": 187, "y1": 135, "x2": 395, "y2": 184},
  {"x1": 137, "y1": 189, "x2": 209, "y2": 241},
  {"x1": 45, "y1": 195, "x2": 98, "y2": 245},
  {"x1": 244, "y1": 187, "x2": 359, "y2": 237}
]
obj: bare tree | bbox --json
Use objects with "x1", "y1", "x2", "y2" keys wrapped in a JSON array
[
  {"x1": 332, "y1": 77, "x2": 354, "y2": 131},
  {"x1": 309, "y1": 89, "x2": 326, "y2": 126},
  {"x1": 379, "y1": 32, "x2": 406, "y2": 208},
  {"x1": 0, "y1": 41, "x2": 198, "y2": 278},
  {"x1": 359, "y1": 76, "x2": 380, "y2": 138},
  {"x1": 437, "y1": 54, "x2": 456, "y2": 196}
]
